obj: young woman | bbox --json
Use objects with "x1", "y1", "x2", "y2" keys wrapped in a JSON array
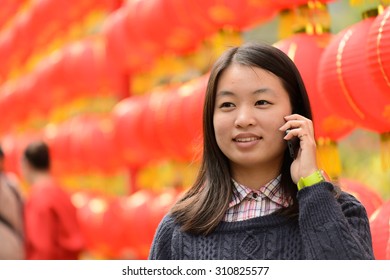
[{"x1": 148, "y1": 42, "x2": 374, "y2": 260}]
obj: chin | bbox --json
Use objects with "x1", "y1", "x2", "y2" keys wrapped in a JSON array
[{"x1": 231, "y1": 158, "x2": 266, "y2": 168}]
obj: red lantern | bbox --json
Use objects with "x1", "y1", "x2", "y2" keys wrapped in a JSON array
[
  {"x1": 168, "y1": 0, "x2": 217, "y2": 47},
  {"x1": 0, "y1": 84, "x2": 18, "y2": 133},
  {"x1": 44, "y1": 122, "x2": 73, "y2": 176},
  {"x1": 125, "y1": 0, "x2": 203, "y2": 55},
  {"x1": 29, "y1": 63, "x2": 55, "y2": 116},
  {"x1": 102, "y1": 7, "x2": 155, "y2": 73},
  {"x1": 204, "y1": 0, "x2": 277, "y2": 31},
  {"x1": 64, "y1": 115, "x2": 120, "y2": 175},
  {"x1": 141, "y1": 92, "x2": 172, "y2": 160},
  {"x1": 119, "y1": 190, "x2": 155, "y2": 259},
  {"x1": 103, "y1": 0, "x2": 277, "y2": 74},
  {"x1": 154, "y1": 88, "x2": 182, "y2": 159},
  {"x1": 275, "y1": 33, "x2": 355, "y2": 141},
  {"x1": 367, "y1": 6, "x2": 390, "y2": 98},
  {"x1": 0, "y1": 81, "x2": 31, "y2": 131},
  {"x1": 66, "y1": 117, "x2": 91, "y2": 175},
  {"x1": 338, "y1": 178, "x2": 384, "y2": 218},
  {"x1": 21, "y1": 39, "x2": 123, "y2": 119},
  {"x1": 111, "y1": 96, "x2": 153, "y2": 167},
  {"x1": 116, "y1": 189, "x2": 180, "y2": 259},
  {"x1": 369, "y1": 200, "x2": 390, "y2": 260},
  {"x1": 275, "y1": 33, "x2": 355, "y2": 178},
  {"x1": 0, "y1": 28, "x2": 16, "y2": 82},
  {"x1": 112, "y1": 74, "x2": 206, "y2": 164},
  {"x1": 100, "y1": 196, "x2": 131, "y2": 259},
  {"x1": 22, "y1": 0, "x2": 65, "y2": 56},
  {"x1": 12, "y1": 10, "x2": 37, "y2": 67},
  {"x1": 149, "y1": 188, "x2": 180, "y2": 234},
  {"x1": 175, "y1": 75, "x2": 207, "y2": 160},
  {"x1": 74, "y1": 191, "x2": 111, "y2": 257},
  {"x1": 0, "y1": 0, "x2": 26, "y2": 29},
  {"x1": 64, "y1": 39, "x2": 123, "y2": 99},
  {"x1": 153, "y1": 75, "x2": 206, "y2": 161},
  {"x1": 156, "y1": 87, "x2": 191, "y2": 160},
  {"x1": 60, "y1": 41, "x2": 98, "y2": 97},
  {"x1": 1, "y1": 134, "x2": 23, "y2": 176},
  {"x1": 124, "y1": 0, "x2": 167, "y2": 56},
  {"x1": 83, "y1": 116, "x2": 121, "y2": 175},
  {"x1": 318, "y1": 17, "x2": 390, "y2": 133}
]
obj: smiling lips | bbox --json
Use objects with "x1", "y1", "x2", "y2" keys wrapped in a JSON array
[{"x1": 233, "y1": 136, "x2": 262, "y2": 142}]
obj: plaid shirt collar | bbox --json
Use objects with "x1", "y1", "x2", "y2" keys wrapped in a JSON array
[{"x1": 229, "y1": 174, "x2": 290, "y2": 209}]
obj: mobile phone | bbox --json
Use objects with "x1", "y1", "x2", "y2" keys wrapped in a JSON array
[{"x1": 285, "y1": 129, "x2": 299, "y2": 159}]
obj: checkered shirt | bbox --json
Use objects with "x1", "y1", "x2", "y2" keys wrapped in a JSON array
[{"x1": 223, "y1": 175, "x2": 291, "y2": 222}]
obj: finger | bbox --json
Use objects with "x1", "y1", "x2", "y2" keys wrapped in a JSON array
[
  {"x1": 281, "y1": 120, "x2": 314, "y2": 137},
  {"x1": 283, "y1": 127, "x2": 304, "y2": 140},
  {"x1": 284, "y1": 114, "x2": 310, "y2": 121},
  {"x1": 284, "y1": 115, "x2": 314, "y2": 135},
  {"x1": 279, "y1": 120, "x2": 306, "y2": 132}
]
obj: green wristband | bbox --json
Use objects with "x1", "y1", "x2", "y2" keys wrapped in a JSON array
[{"x1": 297, "y1": 170, "x2": 326, "y2": 191}]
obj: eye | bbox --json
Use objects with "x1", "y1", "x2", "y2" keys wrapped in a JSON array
[
  {"x1": 255, "y1": 100, "x2": 271, "y2": 106},
  {"x1": 219, "y1": 102, "x2": 235, "y2": 108}
]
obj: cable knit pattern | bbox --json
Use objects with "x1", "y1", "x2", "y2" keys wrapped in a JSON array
[{"x1": 148, "y1": 182, "x2": 374, "y2": 260}]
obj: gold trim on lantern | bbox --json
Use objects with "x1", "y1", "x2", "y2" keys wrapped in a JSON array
[
  {"x1": 287, "y1": 42, "x2": 298, "y2": 61},
  {"x1": 336, "y1": 29, "x2": 366, "y2": 119},
  {"x1": 376, "y1": 8, "x2": 390, "y2": 89}
]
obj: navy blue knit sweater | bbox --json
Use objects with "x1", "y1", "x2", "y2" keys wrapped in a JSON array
[{"x1": 148, "y1": 182, "x2": 374, "y2": 260}]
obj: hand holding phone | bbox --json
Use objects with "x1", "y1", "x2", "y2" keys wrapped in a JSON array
[
  {"x1": 285, "y1": 129, "x2": 299, "y2": 159},
  {"x1": 281, "y1": 114, "x2": 320, "y2": 184}
]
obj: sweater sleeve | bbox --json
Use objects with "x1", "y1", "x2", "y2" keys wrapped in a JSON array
[
  {"x1": 297, "y1": 182, "x2": 374, "y2": 260},
  {"x1": 148, "y1": 214, "x2": 175, "y2": 260}
]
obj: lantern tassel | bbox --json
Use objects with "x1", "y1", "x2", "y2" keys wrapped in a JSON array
[
  {"x1": 380, "y1": 132, "x2": 390, "y2": 171},
  {"x1": 316, "y1": 138, "x2": 342, "y2": 180}
]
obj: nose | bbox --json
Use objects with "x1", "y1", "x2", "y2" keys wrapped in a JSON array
[{"x1": 234, "y1": 106, "x2": 256, "y2": 128}]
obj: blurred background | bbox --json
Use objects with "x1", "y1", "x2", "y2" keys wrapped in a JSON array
[{"x1": 1, "y1": 0, "x2": 390, "y2": 259}]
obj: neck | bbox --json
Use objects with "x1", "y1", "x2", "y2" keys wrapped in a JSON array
[
  {"x1": 231, "y1": 163, "x2": 281, "y2": 190},
  {"x1": 29, "y1": 171, "x2": 52, "y2": 186}
]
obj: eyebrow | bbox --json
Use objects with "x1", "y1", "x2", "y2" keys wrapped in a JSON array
[{"x1": 216, "y1": 88, "x2": 272, "y2": 97}]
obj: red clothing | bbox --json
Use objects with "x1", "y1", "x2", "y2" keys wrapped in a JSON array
[{"x1": 24, "y1": 179, "x2": 84, "y2": 259}]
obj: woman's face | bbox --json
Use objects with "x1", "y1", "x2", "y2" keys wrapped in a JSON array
[{"x1": 213, "y1": 63, "x2": 293, "y2": 172}]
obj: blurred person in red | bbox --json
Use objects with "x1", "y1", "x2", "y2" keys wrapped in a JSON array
[
  {"x1": 21, "y1": 140, "x2": 85, "y2": 260},
  {"x1": 0, "y1": 145, "x2": 25, "y2": 259}
]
